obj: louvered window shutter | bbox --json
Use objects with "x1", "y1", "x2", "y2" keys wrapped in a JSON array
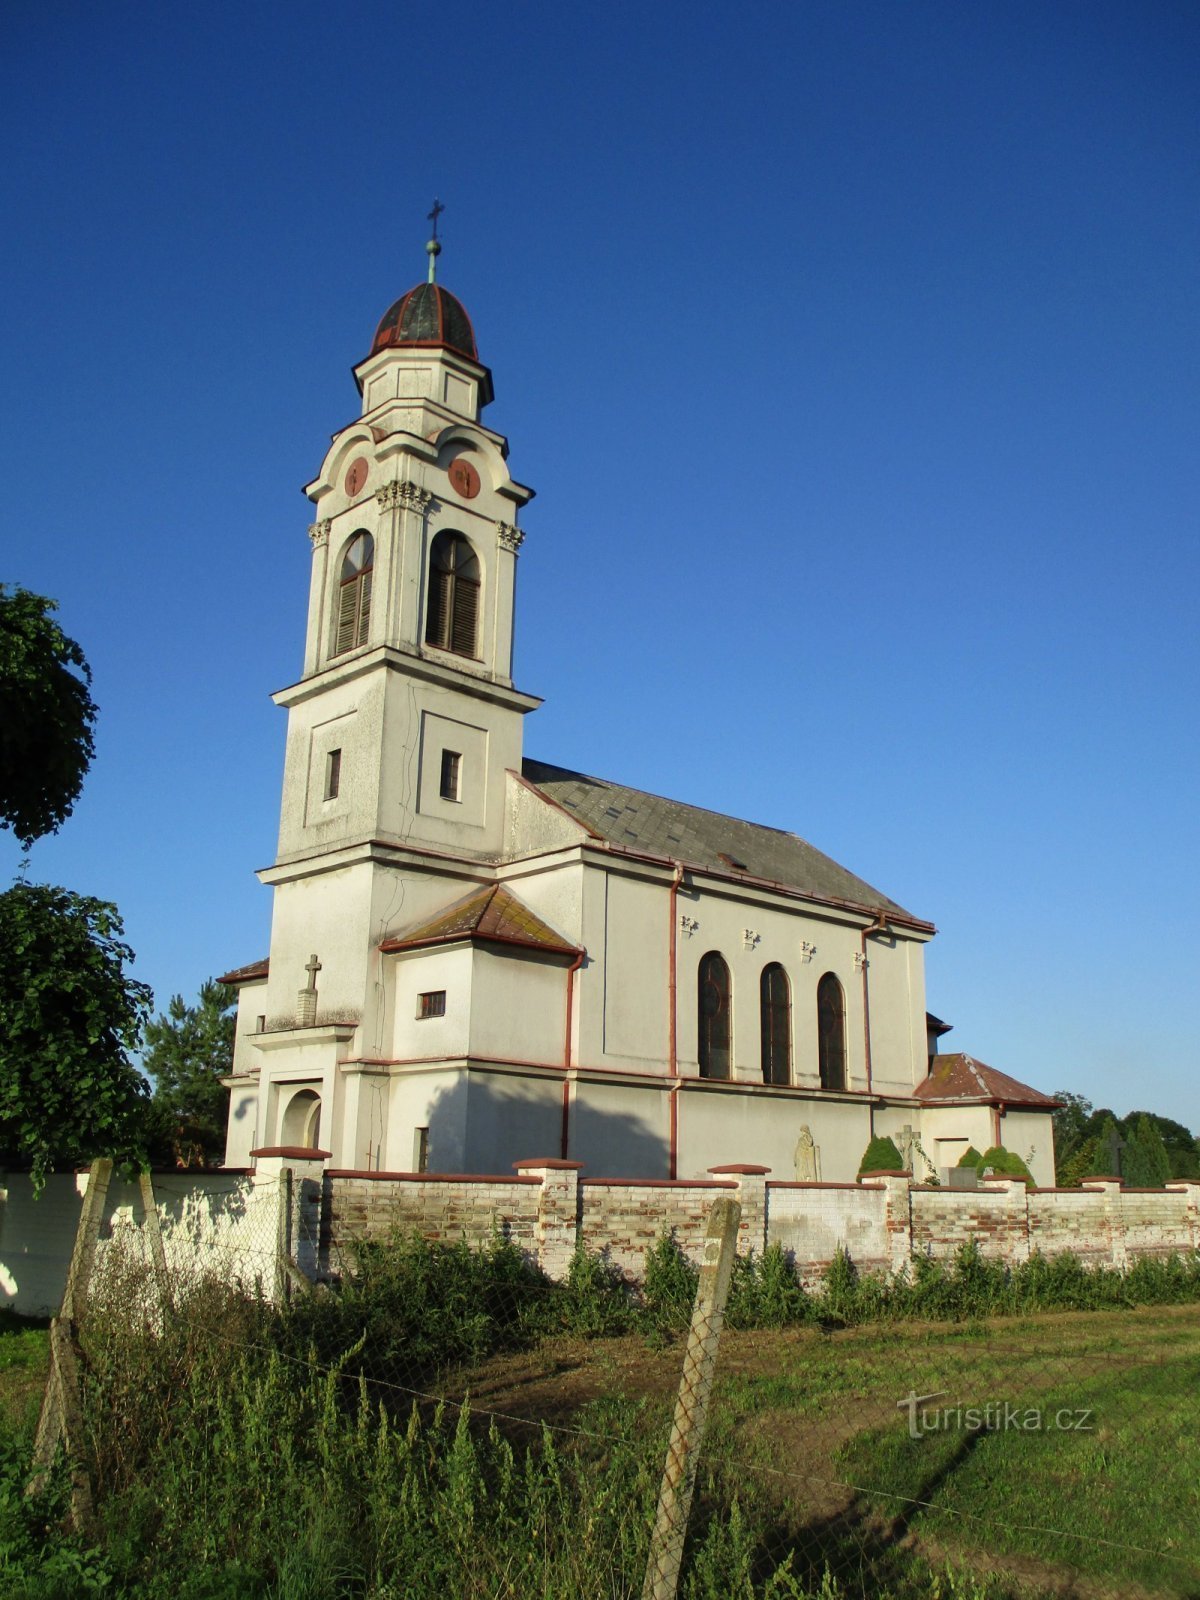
[
  {"x1": 426, "y1": 569, "x2": 451, "y2": 647},
  {"x1": 355, "y1": 570, "x2": 372, "y2": 646},
  {"x1": 451, "y1": 577, "x2": 479, "y2": 656},
  {"x1": 335, "y1": 581, "x2": 358, "y2": 655}
]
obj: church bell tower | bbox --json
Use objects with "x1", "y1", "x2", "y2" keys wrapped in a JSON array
[{"x1": 273, "y1": 232, "x2": 539, "y2": 871}]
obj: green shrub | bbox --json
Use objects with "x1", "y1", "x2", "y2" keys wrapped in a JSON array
[
  {"x1": 641, "y1": 1232, "x2": 699, "y2": 1332},
  {"x1": 557, "y1": 1244, "x2": 634, "y2": 1337},
  {"x1": 279, "y1": 1229, "x2": 547, "y2": 1386},
  {"x1": 857, "y1": 1135, "x2": 905, "y2": 1176},
  {"x1": 726, "y1": 1244, "x2": 810, "y2": 1331},
  {"x1": 978, "y1": 1146, "x2": 1033, "y2": 1182},
  {"x1": 956, "y1": 1146, "x2": 983, "y2": 1169}
]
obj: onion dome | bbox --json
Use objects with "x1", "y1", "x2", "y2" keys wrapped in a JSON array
[{"x1": 369, "y1": 283, "x2": 480, "y2": 362}]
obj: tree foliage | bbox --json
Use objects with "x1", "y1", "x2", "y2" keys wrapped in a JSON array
[
  {"x1": 0, "y1": 586, "x2": 98, "y2": 848},
  {"x1": 0, "y1": 882, "x2": 151, "y2": 1186},
  {"x1": 144, "y1": 979, "x2": 235, "y2": 1167},
  {"x1": 1052, "y1": 1091, "x2": 1199, "y2": 1186},
  {"x1": 1122, "y1": 1114, "x2": 1172, "y2": 1188}
]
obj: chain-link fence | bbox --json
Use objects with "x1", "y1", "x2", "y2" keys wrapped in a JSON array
[{"x1": 15, "y1": 1163, "x2": 1200, "y2": 1599}]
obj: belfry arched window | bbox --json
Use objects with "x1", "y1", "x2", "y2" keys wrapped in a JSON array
[
  {"x1": 698, "y1": 952, "x2": 731, "y2": 1080},
  {"x1": 817, "y1": 972, "x2": 847, "y2": 1091},
  {"x1": 334, "y1": 532, "x2": 373, "y2": 655},
  {"x1": 760, "y1": 963, "x2": 791, "y2": 1086},
  {"x1": 426, "y1": 531, "x2": 480, "y2": 658}
]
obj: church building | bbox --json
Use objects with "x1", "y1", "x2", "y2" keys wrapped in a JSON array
[{"x1": 219, "y1": 240, "x2": 1058, "y2": 1186}]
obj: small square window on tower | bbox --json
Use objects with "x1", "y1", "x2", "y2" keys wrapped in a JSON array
[
  {"x1": 324, "y1": 747, "x2": 342, "y2": 800},
  {"x1": 439, "y1": 749, "x2": 462, "y2": 801},
  {"x1": 417, "y1": 990, "x2": 446, "y2": 1020}
]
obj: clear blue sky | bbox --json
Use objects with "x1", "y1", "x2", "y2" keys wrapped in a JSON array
[{"x1": 2, "y1": 2, "x2": 1196, "y2": 1127}]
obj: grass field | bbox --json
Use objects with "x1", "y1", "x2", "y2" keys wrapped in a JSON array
[
  {"x1": 2, "y1": 1295, "x2": 1197, "y2": 1596},
  {"x1": 464, "y1": 1303, "x2": 1200, "y2": 1596}
]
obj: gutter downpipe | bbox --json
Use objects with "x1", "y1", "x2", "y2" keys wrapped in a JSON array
[
  {"x1": 861, "y1": 913, "x2": 887, "y2": 1138},
  {"x1": 667, "y1": 863, "x2": 684, "y2": 1180},
  {"x1": 559, "y1": 949, "x2": 586, "y2": 1160}
]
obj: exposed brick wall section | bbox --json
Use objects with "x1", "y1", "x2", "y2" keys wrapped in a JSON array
[
  {"x1": 578, "y1": 1180, "x2": 736, "y2": 1281},
  {"x1": 1027, "y1": 1189, "x2": 1111, "y2": 1266},
  {"x1": 911, "y1": 1178, "x2": 1030, "y2": 1263},
  {"x1": 324, "y1": 1174, "x2": 541, "y2": 1275}
]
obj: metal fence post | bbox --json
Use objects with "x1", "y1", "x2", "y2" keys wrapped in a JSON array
[{"x1": 642, "y1": 1195, "x2": 741, "y2": 1600}]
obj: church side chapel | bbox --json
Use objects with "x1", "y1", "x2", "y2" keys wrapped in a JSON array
[{"x1": 219, "y1": 223, "x2": 1058, "y2": 1186}]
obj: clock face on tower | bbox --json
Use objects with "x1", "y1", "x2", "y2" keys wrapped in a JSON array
[
  {"x1": 448, "y1": 457, "x2": 480, "y2": 500},
  {"x1": 344, "y1": 457, "x2": 369, "y2": 497}
]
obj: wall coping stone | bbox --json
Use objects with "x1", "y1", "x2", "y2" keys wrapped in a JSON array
[
  {"x1": 326, "y1": 1168, "x2": 540, "y2": 1184},
  {"x1": 579, "y1": 1177, "x2": 737, "y2": 1189},
  {"x1": 251, "y1": 1146, "x2": 332, "y2": 1160},
  {"x1": 513, "y1": 1159, "x2": 584, "y2": 1171},
  {"x1": 768, "y1": 1180, "x2": 867, "y2": 1192},
  {"x1": 709, "y1": 1163, "x2": 771, "y2": 1175}
]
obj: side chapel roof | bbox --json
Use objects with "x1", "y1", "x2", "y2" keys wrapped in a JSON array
[
  {"x1": 379, "y1": 882, "x2": 580, "y2": 958},
  {"x1": 915, "y1": 1053, "x2": 1060, "y2": 1110}
]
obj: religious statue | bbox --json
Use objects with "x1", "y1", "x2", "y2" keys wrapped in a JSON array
[{"x1": 794, "y1": 1125, "x2": 821, "y2": 1182}]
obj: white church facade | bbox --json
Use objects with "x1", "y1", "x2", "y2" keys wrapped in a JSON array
[{"x1": 220, "y1": 255, "x2": 1058, "y2": 1187}]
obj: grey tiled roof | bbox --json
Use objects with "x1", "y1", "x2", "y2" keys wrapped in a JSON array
[{"x1": 522, "y1": 759, "x2": 925, "y2": 924}]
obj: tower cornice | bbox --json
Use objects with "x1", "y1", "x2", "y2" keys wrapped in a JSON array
[{"x1": 272, "y1": 643, "x2": 542, "y2": 714}]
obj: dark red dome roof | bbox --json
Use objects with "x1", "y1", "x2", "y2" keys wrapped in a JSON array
[{"x1": 369, "y1": 282, "x2": 479, "y2": 361}]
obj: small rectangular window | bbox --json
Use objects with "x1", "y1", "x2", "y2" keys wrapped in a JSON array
[
  {"x1": 417, "y1": 990, "x2": 446, "y2": 1020},
  {"x1": 413, "y1": 1127, "x2": 429, "y2": 1173},
  {"x1": 255, "y1": 1014, "x2": 266, "y2": 1034},
  {"x1": 324, "y1": 748, "x2": 342, "y2": 800},
  {"x1": 439, "y1": 749, "x2": 461, "y2": 801}
]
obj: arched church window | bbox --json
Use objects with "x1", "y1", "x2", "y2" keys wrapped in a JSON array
[
  {"x1": 698, "y1": 951, "x2": 731, "y2": 1080},
  {"x1": 817, "y1": 972, "x2": 847, "y2": 1091},
  {"x1": 760, "y1": 963, "x2": 791, "y2": 1086},
  {"x1": 426, "y1": 531, "x2": 480, "y2": 658},
  {"x1": 334, "y1": 532, "x2": 373, "y2": 655}
]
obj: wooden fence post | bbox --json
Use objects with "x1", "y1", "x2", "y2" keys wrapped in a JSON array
[
  {"x1": 138, "y1": 1171, "x2": 172, "y2": 1309},
  {"x1": 642, "y1": 1196, "x2": 741, "y2": 1600},
  {"x1": 28, "y1": 1157, "x2": 113, "y2": 1531}
]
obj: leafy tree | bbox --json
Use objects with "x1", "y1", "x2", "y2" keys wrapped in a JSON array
[
  {"x1": 1122, "y1": 1114, "x2": 1172, "y2": 1188},
  {"x1": 858, "y1": 1134, "x2": 904, "y2": 1176},
  {"x1": 0, "y1": 587, "x2": 98, "y2": 848},
  {"x1": 1051, "y1": 1090, "x2": 1093, "y2": 1183},
  {"x1": 0, "y1": 882, "x2": 151, "y2": 1186},
  {"x1": 144, "y1": 979, "x2": 236, "y2": 1167}
]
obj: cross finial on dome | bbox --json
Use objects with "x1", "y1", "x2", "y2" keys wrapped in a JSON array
[{"x1": 426, "y1": 198, "x2": 444, "y2": 284}]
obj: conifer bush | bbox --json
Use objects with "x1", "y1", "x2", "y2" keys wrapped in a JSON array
[{"x1": 857, "y1": 1135, "x2": 905, "y2": 1176}]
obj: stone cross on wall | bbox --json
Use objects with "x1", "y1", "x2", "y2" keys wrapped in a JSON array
[
  {"x1": 896, "y1": 1124, "x2": 916, "y2": 1172},
  {"x1": 1103, "y1": 1124, "x2": 1126, "y2": 1179},
  {"x1": 297, "y1": 953, "x2": 321, "y2": 1027}
]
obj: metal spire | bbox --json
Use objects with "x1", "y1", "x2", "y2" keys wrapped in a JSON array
[{"x1": 426, "y1": 198, "x2": 444, "y2": 284}]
